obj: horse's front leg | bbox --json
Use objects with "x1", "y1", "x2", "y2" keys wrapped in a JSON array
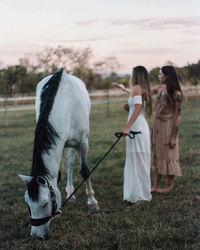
[
  {"x1": 79, "y1": 139, "x2": 100, "y2": 212},
  {"x1": 65, "y1": 147, "x2": 76, "y2": 202}
]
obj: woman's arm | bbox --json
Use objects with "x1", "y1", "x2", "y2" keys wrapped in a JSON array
[
  {"x1": 123, "y1": 85, "x2": 142, "y2": 135},
  {"x1": 170, "y1": 92, "x2": 182, "y2": 149},
  {"x1": 150, "y1": 84, "x2": 162, "y2": 95},
  {"x1": 123, "y1": 104, "x2": 141, "y2": 135},
  {"x1": 111, "y1": 82, "x2": 131, "y2": 94}
]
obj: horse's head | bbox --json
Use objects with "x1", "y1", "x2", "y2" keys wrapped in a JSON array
[{"x1": 18, "y1": 174, "x2": 61, "y2": 239}]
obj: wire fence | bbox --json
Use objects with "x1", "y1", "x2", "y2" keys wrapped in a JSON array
[
  {"x1": 0, "y1": 86, "x2": 199, "y2": 127},
  {"x1": 0, "y1": 90, "x2": 128, "y2": 112},
  {"x1": 0, "y1": 86, "x2": 199, "y2": 111}
]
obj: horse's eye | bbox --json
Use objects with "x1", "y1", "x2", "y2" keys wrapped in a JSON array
[{"x1": 37, "y1": 176, "x2": 46, "y2": 185}]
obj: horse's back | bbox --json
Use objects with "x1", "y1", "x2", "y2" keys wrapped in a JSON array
[
  {"x1": 59, "y1": 71, "x2": 90, "y2": 114},
  {"x1": 36, "y1": 70, "x2": 91, "y2": 145}
]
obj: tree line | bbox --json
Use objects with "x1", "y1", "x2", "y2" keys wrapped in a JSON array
[{"x1": 0, "y1": 46, "x2": 199, "y2": 97}]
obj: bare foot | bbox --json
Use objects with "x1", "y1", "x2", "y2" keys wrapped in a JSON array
[
  {"x1": 135, "y1": 200, "x2": 146, "y2": 205},
  {"x1": 157, "y1": 187, "x2": 173, "y2": 193},
  {"x1": 151, "y1": 187, "x2": 160, "y2": 193}
]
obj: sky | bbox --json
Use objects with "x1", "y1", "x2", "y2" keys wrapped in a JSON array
[{"x1": 0, "y1": 0, "x2": 199, "y2": 73}]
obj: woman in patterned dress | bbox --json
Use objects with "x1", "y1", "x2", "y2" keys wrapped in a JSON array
[
  {"x1": 151, "y1": 66, "x2": 183, "y2": 193},
  {"x1": 112, "y1": 66, "x2": 152, "y2": 203}
]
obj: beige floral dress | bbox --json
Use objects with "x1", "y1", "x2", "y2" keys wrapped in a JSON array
[{"x1": 151, "y1": 86, "x2": 182, "y2": 176}]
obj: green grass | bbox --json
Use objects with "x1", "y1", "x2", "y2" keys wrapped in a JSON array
[{"x1": 0, "y1": 100, "x2": 200, "y2": 249}]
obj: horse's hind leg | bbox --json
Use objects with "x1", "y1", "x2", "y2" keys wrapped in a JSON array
[
  {"x1": 65, "y1": 147, "x2": 76, "y2": 202},
  {"x1": 79, "y1": 140, "x2": 90, "y2": 179},
  {"x1": 79, "y1": 139, "x2": 100, "y2": 212}
]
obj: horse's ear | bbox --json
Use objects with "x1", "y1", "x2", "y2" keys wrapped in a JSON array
[{"x1": 18, "y1": 174, "x2": 33, "y2": 183}]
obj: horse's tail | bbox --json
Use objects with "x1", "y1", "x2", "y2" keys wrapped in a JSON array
[{"x1": 31, "y1": 68, "x2": 64, "y2": 177}]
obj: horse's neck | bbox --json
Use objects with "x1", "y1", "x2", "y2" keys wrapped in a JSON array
[{"x1": 42, "y1": 146, "x2": 63, "y2": 186}]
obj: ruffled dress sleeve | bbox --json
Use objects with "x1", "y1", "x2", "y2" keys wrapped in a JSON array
[{"x1": 132, "y1": 95, "x2": 142, "y2": 105}]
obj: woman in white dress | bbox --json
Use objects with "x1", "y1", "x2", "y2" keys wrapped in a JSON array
[{"x1": 112, "y1": 66, "x2": 152, "y2": 203}]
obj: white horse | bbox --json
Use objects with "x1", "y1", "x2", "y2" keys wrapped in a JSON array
[{"x1": 18, "y1": 68, "x2": 99, "y2": 239}]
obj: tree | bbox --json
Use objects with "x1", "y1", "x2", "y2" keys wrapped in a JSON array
[
  {"x1": 187, "y1": 61, "x2": 200, "y2": 85},
  {"x1": 32, "y1": 46, "x2": 94, "y2": 75},
  {"x1": 0, "y1": 65, "x2": 27, "y2": 96},
  {"x1": 19, "y1": 46, "x2": 107, "y2": 90},
  {"x1": 149, "y1": 67, "x2": 160, "y2": 85}
]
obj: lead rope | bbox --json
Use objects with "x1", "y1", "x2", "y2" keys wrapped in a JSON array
[{"x1": 62, "y1": 131, "x2": 141, "y2": 207}]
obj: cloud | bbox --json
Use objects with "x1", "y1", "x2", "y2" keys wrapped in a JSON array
[
  {"x1": 76, "y1": 19, "x2": 99, "y2": 26},
  {"x1": 48, "y1": 36, "x2": 119, "y2": 44},
  {"x1": 0, "y1": 44, "x2": 43, "y2": 49},
  {"x1": 76, "y1": 16, "x2": 200, "y2": 31},
  {"x1": 177, "y1": 39, "x2": 200, "y2": 44},
  {"x1": 118, "y1": 48, "x2": 178, "y2": 55},
  {"x1": 0, "y1": 44, "x2": 45, "y2": 58}
]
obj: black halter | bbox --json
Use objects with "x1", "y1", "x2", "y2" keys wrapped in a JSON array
[{"x1": 29, "y1": 177, "x2": 59, "y2": 227}]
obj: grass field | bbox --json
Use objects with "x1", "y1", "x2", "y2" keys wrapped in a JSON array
[{"x1": 0, "y1": 100, "x2": 200, "y2": 249}]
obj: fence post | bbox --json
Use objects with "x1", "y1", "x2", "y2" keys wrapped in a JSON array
[
  {"x1": 106, "y1": 88, "x2": 110, "y2": 116},
  {"x1": 3, "y1": 95, "x2": 8, "y2": 127},
  {"x1": 14, "y1": 93, "x2": 18, "y2": 125}
]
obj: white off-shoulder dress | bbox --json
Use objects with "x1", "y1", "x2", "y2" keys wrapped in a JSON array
[{"x1": 123, "y1": 95, "x2": 152, "y2": 203}]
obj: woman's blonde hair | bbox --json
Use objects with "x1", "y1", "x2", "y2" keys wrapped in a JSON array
[{"x1": 130, "y1": 66, "x2": 152, "y2": 117}]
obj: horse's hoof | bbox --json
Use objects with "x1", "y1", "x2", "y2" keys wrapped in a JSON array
[
  {"x1": 66, "y1": 196, "x2": 76, "y2": 203},
  {"x1": 88, "y1": 203, "x2": 100, "y2": 213}
]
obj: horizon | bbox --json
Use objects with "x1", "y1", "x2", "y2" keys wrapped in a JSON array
[{"x1": 0, "y1": 0, "x2": 199, "y2": 74}]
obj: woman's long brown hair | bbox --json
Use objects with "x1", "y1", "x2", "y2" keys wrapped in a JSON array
[
  {"x1": 130, "y1": 66, "x2": 152, "y2": 117},
  {"x1": 161, "y1": 66, "x2": 183, "y2": 111}
]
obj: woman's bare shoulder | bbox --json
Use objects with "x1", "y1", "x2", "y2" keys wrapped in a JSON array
[{"x1": 131, "y1": 85, "x2": 142, "y2": 96}]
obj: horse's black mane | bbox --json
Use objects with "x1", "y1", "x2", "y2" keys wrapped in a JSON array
[{"x1": 28, "y1": 68, "x2": 63, "y2": 201}]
